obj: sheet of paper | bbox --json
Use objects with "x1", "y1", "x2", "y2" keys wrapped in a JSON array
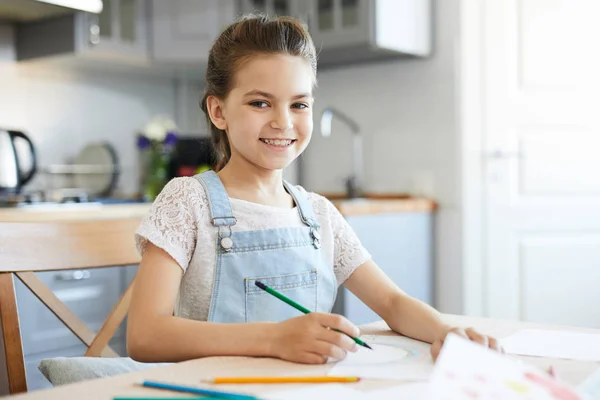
[
  {"x1": 264, "y1": 384, "x2": 364, "y2": 400},
  {"x1": 327, "y1": 334, "x2": 434, "y2": 381},
  {"x1": 502, "y1": 329, "x2": 600, "y2": 361},
  {"x1": 578, "y1": 367, "x2": 600, "y2": 400},
  {"x1": 365, "y1": 382, "x2": 429, "y2": 399},
  {"x1": 265, "y1": 382, "x2": 429, "y2": 400},
  {"x1": 428, "y1": 333, "x2": 588, "y2": 399}
]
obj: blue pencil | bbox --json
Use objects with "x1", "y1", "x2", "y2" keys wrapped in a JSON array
[{"x1": 142, "y1": 380, "x2": 260, "y2": 400}]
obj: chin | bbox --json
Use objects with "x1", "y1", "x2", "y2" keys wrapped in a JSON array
[{"x1": 258, "y1": 158, "x2": 296, "y2": 171}]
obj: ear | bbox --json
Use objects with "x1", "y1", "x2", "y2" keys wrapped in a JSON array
[{"x1": 206, "y1": 95, "x2": 227, "y2": 131}]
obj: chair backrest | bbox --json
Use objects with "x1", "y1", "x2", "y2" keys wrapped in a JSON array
[{"x1": 0, "y1": 218, "x2": 142, "y2": 395}]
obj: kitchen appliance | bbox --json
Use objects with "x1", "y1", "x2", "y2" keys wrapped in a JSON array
[
  {"x1": 0, "y1": 129, "x2": 37, "y2": 194},
  {"x1": 168, "y1": 136, "x2": 216, "y2": 179}
]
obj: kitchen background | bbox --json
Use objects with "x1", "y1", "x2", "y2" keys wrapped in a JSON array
[{"x1": 2, "y1": 0, "x2": 600, "y2": 391}]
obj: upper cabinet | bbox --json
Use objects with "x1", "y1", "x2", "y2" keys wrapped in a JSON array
[
  {"x1": 307, "y1": 0, "x2": 432, "y2": 68},
  {"x1": 150, "y1": 0, "x2": 236, "y2": 64},
  {"x1": 16, "y1": 0, "x2": 149, "y2": 63},
  {"x1": 85, "y1": 0, "x2": 149, "y2": 60},
  {"x1": 237, "y1": 0, "x2": 305, "y2": 19},
  {"x1": 13, "y1": 0, "x2": 431, "y2": 71}
]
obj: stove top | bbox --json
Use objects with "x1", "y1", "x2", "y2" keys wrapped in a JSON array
[{"x1": 0, "y1": 189, "x2": 100, "y2": 208}]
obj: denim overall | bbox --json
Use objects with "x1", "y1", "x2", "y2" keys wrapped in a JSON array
[{"x1": 194, "y1": 171, "x2": 337, "y2": 323}]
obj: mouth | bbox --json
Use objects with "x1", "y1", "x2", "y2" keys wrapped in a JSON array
[{"x1": 259, "y1": 138, "x2": 296, "y2": 147}]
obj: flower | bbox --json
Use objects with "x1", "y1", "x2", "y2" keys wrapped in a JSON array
[
  {"x1": 143, "y1": 115, "x2": 178, "y2": 141},
  {"x1": 137, "y1": 114, "x2": 180, "y2": 201}
]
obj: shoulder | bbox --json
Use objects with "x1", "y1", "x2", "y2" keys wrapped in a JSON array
[
  {"x1": 291, "y1": 185, "x2": 338, "y2": 217},
  {"x1": 155, "y1": 176, "x2": 207, "y2": 204},
  {"x1": 147, "y1": 176, "x2": 210, "y2": 222}
]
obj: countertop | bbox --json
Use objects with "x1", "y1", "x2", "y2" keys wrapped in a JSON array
[
  {"x1": 0, "y1": 203, "x2": 153, "y2": 222},
  {"x1": 0, "y1": 195, "x2": 437, "y2": 222}
]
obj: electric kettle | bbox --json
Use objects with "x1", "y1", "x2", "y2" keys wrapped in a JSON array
[{"x1": 0, "y1": 130, "x2": 37, "y2": 193}]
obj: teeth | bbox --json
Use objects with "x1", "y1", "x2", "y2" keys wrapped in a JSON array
[{"x1": 262, "y1": 139, "x2": 292, "y2": 146}]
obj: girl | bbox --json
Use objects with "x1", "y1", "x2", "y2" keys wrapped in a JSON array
[{"x1": 127, "y1": 13, "x2": 500, "y2": 365}]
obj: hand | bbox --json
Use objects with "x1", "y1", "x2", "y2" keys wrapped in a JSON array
[
  {"x1": 270, "y1": 313, "x2": 360, "y2": 364},
  {"x1": 430, "y1": 325, "x2": 503, "y2": 361}
]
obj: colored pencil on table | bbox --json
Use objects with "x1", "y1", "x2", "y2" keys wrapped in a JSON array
[
  {"x1": 254, "y1": 281, "x2": 372, "y2": 350},
  {"x1": 208, "y1": 376, "x2": 361, "y2": 384},
  {"x1": 114, "y1": 397, "x2": 213, "y2": 400},
  {"x1": 141, "y1": 380, "x2": 259, "y2": 400}
]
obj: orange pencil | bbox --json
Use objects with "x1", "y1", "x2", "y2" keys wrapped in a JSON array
[{"x1": 208, "y1": 376, "x2": 361, "y2": 384}]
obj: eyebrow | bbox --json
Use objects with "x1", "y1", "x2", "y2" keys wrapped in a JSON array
[{"x1": 243, "y1": 90, "x2": 312, "y2": 100}]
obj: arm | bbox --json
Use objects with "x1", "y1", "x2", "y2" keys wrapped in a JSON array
[
  {"x1": 127, "y1": 243, "x2": 360, "y2": 364},
  {"x1": 126, "y1": 243, "x2": 274, "y2": 362},
  {"x1": 343, "y1": 259, "x2": 448, "y2": 343},
  {"x1": 344, "y1": 260, "x2": 501, "y2": 359}
]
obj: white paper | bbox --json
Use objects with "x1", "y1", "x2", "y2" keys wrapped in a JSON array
[
  {"x1": 502, "y1": 329, "x2": 600, "y2": 361},
  {"x1": 579, "y1": 367, "x2": 600, "y2": 400},
  {"x1": 266, "y1": 382, "x2": 429, "y2": 400},
  {"x1": 365, "y1": 382, "x2": 429, "y2": 399},
  {"x1": 327, "y1": 335, "x2": 434, "y2": 381},
  {"x1": 428, "y1": 333, "x2": 587, "y2": 399},
  {"x1": 264, "y1": 384, "x2": 364, "y2": 400}
]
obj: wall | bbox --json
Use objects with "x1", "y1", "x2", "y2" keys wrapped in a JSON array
[
  {"x1": 303, "y1": 0, "x2": 463, "y2": 313},
  {"x1": 0, "y1": 24, "x2": 203, "y2": 196}
]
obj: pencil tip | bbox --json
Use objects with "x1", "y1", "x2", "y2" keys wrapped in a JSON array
[
  {"x1": 255, "y1": 281, "x2": 266, "y2": 290},
  {"x1": 364, "y1": 343, "x2": 373, "y2": 350}
]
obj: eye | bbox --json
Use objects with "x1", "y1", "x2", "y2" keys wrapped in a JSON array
[
  {"x1": 249, "y1": 100, "x2": 269, "y2": 108},
  {"x1": 292, "y1": 103, "x2": 309, "y2": 109}
]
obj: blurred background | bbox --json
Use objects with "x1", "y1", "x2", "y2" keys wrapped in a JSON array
[{"x1": 1, "y1": 0, "x2": 600, "y2": 389}]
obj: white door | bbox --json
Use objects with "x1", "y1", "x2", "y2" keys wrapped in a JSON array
[{"x1": 483, "y1": 0, "x2": 600, "y2": 328}]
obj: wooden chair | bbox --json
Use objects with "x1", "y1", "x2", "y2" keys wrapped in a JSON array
[{"x1": 0, "y1": 218, "x2": 142, "y2": 395}]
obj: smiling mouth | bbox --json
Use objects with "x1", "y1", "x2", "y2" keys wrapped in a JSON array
[{"x1": 259, "y1": 138, "x2": 296, "y2": 147}]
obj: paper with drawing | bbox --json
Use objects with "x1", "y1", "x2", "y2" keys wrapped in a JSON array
[
  {"x1": 427, "y1": 333, "x2": 589, "y2": 399},
  {"x1": 327, "y1": 334, "x2": 434, "y2": 380}
]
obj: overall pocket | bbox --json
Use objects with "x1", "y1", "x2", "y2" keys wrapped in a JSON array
[{"x1": 244, "y1": 270, "x2": 318, "y2": 323}]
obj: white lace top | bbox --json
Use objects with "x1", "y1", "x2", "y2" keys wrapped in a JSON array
[{"x1": 135, "y1": 177, "x2": 371, "y2": 321}]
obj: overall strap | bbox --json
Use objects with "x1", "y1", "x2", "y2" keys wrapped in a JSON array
[
  {"x1": 193, "y1": 171, "x2": 236, "y2": 227},
  {"x1": 283, "y1": 181, "x2": 320, "y2": 229}
]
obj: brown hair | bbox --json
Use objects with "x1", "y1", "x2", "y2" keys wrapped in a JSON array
[{"x1": 200, "y1": 13, "x2": 317, "y2": 171}]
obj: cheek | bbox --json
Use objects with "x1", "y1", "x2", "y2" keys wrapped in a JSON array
[{"x1": 297, "y1": 116, "x2": 313, "y2": 138}]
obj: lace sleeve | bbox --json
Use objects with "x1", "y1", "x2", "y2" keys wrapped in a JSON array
[
  {"x1": 326, "y1": 200, "x2": 372, "y2": 283},
  {"x1": 135, "y1": 177, "x2": 204, "y2": 272}
]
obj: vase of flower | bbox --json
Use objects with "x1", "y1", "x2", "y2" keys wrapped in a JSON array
[{"x1": 137, "y1": 115, "x2": 179, "y2": 201}]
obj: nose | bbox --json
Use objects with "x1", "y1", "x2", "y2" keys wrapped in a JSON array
[{"x1": 270, "y1": 108, "x2": 293, "y2": 131}]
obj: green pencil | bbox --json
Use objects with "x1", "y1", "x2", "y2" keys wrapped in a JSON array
[{"x1": 254, "y1": 281, "x2": 372, "y2": 350}]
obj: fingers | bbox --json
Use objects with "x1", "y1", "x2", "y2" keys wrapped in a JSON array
[
  {"x1": 318, "y1": 327, "x2": 359, "y2": 353},
  {"x1": 445, "y1": 327, "x2": 503, "y2": 354},
  {"x1": 489, "y1": 337, "x2": 502, "y2": 352},
  {"x1": 312, "y1": 313, "x2": 360, "y2": 338},
  {"x1": 291, "y1": 351, "x2": 329, "y2": 365},
  {"x1": 311, "y1": 340, "x2": 348, "y2": 361},
  {"x1": 430, "y1": 340, "x2": 443, "y2": 361},
  {"x1": 465, "y1": 327, "x2": 488, "y2": 346}
]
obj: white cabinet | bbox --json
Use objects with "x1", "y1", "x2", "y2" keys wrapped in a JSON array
[
  {"x1": 150, "y1": 0, "x2": 236, "y2": 63},
  {"x1": 306, "y1": 0, "x2": 432, "y2": 68},
  {"x1": 16, "y1": 0, "x2": 149, "y2": 63}
]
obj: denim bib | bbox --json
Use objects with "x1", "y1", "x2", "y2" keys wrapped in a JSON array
[{"x1": 194, "y1": 171, "x2": 337, "y2": 323}]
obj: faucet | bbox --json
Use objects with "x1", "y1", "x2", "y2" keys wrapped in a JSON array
[{"x1": 319, "y1": 107, "x2": 363, "y2": 199}]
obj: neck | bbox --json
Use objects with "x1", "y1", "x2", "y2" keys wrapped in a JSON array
[{"x1": 217, "y1": 154, "x2": 287, "y2": 200}]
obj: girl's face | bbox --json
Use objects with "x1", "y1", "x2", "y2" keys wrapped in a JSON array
[{"x1": 209, "y1": 54, "x2": 315, "y2": 172}]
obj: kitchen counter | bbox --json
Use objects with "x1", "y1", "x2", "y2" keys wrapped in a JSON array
[
  {"x1": 0, "y1": 195, "x2": 436, "y2": 222},
  {"x1": 331, "y1": 196, "x2": 437, "y2": 216},
  {"x1": 0, "y1": 203, "x2": 152, "y2": 222}
]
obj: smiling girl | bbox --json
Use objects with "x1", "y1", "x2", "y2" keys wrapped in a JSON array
[{"x1": 127, "y1": 13, "x2": 500, "y2": 365}]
